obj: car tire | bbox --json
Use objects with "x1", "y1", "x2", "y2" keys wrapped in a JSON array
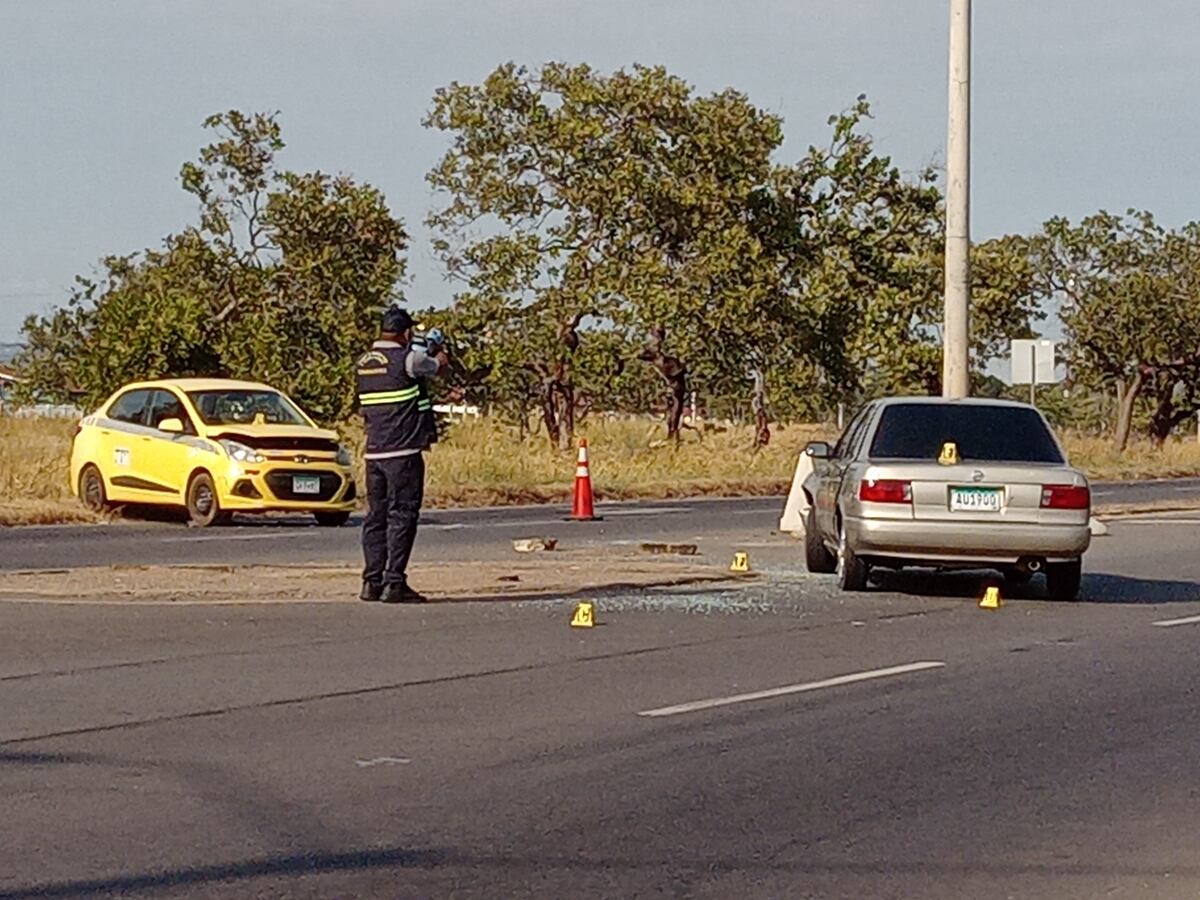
[
  {"x1": 804, "y1": 507, "x2": 836, "y2": 574},
  {"x1": 79, "y1": 465, "x2": 111, "y2": 513},
  {"x1": 314, "y1": 511, "x2": 351, "y2": 528},
  {"x1": 1045, "y1": 560, "x2": 1082, "y2": 601},
  {"x1": 837, "y1": 517, "x2": 870, "y2": 592},
  {"x1": 186, "y1": 472, "x2": 230, "y2": 528}
]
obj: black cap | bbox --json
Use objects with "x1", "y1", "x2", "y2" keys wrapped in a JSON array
[{"x1": 381, "y1": 306, "x2": 414, "y2": 334}]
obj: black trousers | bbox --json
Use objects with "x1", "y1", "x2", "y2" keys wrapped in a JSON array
[{"x1": 361, "y1": 453, "x2": 425, "y2": 586}]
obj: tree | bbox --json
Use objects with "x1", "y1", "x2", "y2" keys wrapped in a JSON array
[
  {"x1": 18, "y1": 111, "x2": 407, "y2": 421},
  {"x1": 1040, "y1": 211, "x2": 1200, "y2": 450},
  {"x1": 425, "y1": 63, "x2": 804, "y2": 445},
  {"x1": 766, "y1": 99, "x2": 1044, "y2": 399}
]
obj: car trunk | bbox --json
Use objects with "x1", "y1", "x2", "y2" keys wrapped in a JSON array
[{"x1": 868, "y1": 461, "x2": 1084, "y2": 524}]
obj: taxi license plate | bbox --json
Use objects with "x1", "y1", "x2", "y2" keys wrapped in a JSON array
[
  {"x1": 950, "y1": 487, "x2": 1001, "y2": 512},
  {"x1": 293, "y1": 475, "x2": 322, "y2": 495}
]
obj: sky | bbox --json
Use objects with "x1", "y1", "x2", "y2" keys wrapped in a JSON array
[{"x1": 1, "y1": 0, "x2": 1198, "y2": 341}]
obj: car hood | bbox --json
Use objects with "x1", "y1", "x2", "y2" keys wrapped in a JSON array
[{"x1": 205, "y1": 424, "x2": 341, "y2": 451}]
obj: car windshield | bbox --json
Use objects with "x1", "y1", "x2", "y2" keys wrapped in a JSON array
[
  {"x1": 186, "y1": 390, "x2": 308, "y2": 426},
  {"x1": 869, "y1": 403, "x2": 1065, "y2": 464}
]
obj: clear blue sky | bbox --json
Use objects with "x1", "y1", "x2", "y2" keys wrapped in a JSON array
[{"x1": 1, "y1": 0, "x2": 1197, "y2": 340}]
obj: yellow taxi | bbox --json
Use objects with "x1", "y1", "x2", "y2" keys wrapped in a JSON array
[{"x1": 70, "y1": 378, "x2": 357, "y2": 527}]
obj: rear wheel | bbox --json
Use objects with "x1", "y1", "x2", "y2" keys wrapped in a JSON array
[
  {"x1": 79, "y1": 465, "x2": 111, "y2": 513},
  {"x1": 804, "y1": 507, "x2": 836, "y2": 574},
  {"x1": 314, "y1": 511, "x2": 351, "y2": 528},
  {"x1": 836, "y1": 517, "x2": 870, "y2": 592},
  {"x1": 186, "y1": 472, "x2": 230, "y2": 528},
  {"x1": 1045, "y1": 560, "x2": 1082, "y2": 601}
]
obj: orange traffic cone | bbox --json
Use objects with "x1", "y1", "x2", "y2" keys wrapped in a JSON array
[{"x1": 570, "y1": 439, "x2": 597, "y2": 521}]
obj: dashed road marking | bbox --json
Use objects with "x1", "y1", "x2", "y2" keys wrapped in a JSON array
[
  {"x1": 1152, "y1": 614, "x2": 1200, "y2": 628},
  {"x1": 355, "y1": 756, "x2": 411, "y2": 768},
  {"x1": 636, "y1": 660, "x2": 946, "y2": 718}
]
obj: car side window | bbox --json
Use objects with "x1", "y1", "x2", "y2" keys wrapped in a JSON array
[
  {"x1": 844, "y1": 405, "x2": 877, "y2": 460},
  {"x1": 107, "y1": 390, "x2": 152, "y2": 425},
  {"x1": 834, "y1": 406, "x2": 871, "y2": 460},
  {"x1": 147, "y1": 390, "x2": 196, "y2": 435}
]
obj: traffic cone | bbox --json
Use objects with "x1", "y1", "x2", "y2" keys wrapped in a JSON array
[{"x1": 570, "y1": 439, "x2": 596, "y2": 521}]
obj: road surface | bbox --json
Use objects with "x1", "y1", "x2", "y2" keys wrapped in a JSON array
[
  {"x1": 3, "y1": 477, "x2": 1200, "y2": 572},
  {"x1": 3, "y1": 507, "x2": 1200, "y2": 897}
]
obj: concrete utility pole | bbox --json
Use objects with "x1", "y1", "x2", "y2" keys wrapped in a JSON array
[{"x1": 942, "y1": 0, "x2": 972, "y2": 398}]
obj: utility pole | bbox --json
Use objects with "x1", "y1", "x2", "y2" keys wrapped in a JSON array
[{"x1": 943, "y1": 0, "x2": 972, "y2": 398}]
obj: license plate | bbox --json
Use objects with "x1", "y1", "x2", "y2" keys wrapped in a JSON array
[
  {"x1": 292, "y1": 475, "x2": 321, "y2": 495},
  {"x1": 950, "y1": 487, "x2": 1002, "y2": 512}
]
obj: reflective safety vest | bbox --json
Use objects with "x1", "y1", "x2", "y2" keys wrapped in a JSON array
[{"x1": 356, "y1": 340, "x2": 427, "y2": 457}]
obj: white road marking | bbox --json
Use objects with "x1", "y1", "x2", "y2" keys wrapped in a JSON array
[
  {"x1": 1152, "y1": 614, "x2": 1200, "y2": 628},
  {"x1": 599, "y1": 507, "x2": 686, "y2": 517},
  {"x1": 159, "y1": 532, "x2": 302, "y2": 543},
  {"x1": 355, "y1": 756, "x2": 411, "y2": 768},
  {"x1": 1111, "y1": 518, "x2": 1200, "y2": 526},
  {"x1": 636, "y1": 661, "x2": 946, "y2": 718}
]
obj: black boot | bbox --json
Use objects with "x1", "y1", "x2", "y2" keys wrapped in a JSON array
[
  {"x1": 360, "y1": 581, "x2": 382, "y2": 603},
  {"x1": 381, "y1": 582, "x2": 427, "y2": 604}
]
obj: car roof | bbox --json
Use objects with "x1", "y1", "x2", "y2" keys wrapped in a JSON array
[
  {"x1": 117, "y1": 378, "x2": 279, "y2": 393},
  {"x1": 873, "y1": 396, "x2": 1037, "y2": 411}
]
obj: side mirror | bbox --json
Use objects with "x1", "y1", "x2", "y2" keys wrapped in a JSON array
[
  {"x1": 805, "y1": 441, "x2": 832, "y2": 460},
  {"x1": 158, "y1": 417, "x2": 185, "y2": 434}
]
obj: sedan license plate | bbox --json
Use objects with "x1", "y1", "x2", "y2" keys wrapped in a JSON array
[
  {"x1": 292, "y1": 475, "x2": 322, "y2": 495},
  {"x1": 950, "y1": 487, "x2": 1002, "y2": 512}
]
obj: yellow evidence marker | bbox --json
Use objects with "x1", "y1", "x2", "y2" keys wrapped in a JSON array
[
  {"x1": 979, "y1": 585, "x2": 1003, "y2": 610},
  {"x1": 938, "y1": 441, "x2": 960, "y2": 466},
  {"x1": 570, "y1": 601, "x2": 596, "y2": 628},
  {"x1": 730, "y1": 551, "x2": 750, "y2": 573}
]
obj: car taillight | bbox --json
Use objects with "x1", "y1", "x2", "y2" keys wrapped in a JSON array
[
  {"x1": 1041, "y1": 484, "x2": 1089, "y2": 510},
  {"x1": 860, "y1": 479, "x2": 912, "y2": 504}
]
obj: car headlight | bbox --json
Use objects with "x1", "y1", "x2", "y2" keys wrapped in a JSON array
[
  {"x1": 336, "y1": 444, "x2": 353, "y2": 466},
  {"x1": 218, "y1": 439, "x2": 265, "y2": 463}
]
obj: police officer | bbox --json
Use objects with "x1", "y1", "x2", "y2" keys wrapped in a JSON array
[{"x1": 356, "y1": 307, "x2": 448, "y2": 603}]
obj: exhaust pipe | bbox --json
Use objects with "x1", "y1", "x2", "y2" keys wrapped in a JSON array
[{"x1": 1017, "y1": 556, "x2": 1044, "y2": 575}]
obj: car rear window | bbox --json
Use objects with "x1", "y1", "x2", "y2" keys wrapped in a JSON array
[{"x1": 869, "y1": 403, "x2": 1065, "y2": 463}]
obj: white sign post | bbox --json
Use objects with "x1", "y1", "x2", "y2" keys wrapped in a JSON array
[{"x1": 1010, "y1": 339, "x2": 1059, "y2": 406}]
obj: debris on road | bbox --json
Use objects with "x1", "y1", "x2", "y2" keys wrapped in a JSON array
[{"x1": 512, "y1": 537, "x2": 558, "y2": 553}]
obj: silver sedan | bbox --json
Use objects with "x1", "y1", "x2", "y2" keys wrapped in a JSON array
[{"x1": 802, "y1": 398, "x2": 1091, "y2": 599}]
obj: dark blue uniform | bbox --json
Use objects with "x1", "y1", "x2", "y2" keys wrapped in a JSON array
[{"x1": 356, "y1": 339, "x2": 432, "y2": 596}]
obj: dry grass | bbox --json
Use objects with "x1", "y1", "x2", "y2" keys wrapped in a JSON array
[
  {"x1": 0, "y1": 416, "x2": 102, "y2": 526},
  {"x1": 1059, "y1": 433, "x2": 1200, "y2": 482},
  {"x1": 6, "y1": 413, "x2": 1200, "y2": 527}
]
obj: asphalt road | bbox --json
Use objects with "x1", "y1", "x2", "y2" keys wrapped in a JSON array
[
  {"x1": 3, "y1": 477, "x2": 1200, "y2": 572},
  {"x1": 4, "y1": 512, "x2": 1200, "y2": 897}
]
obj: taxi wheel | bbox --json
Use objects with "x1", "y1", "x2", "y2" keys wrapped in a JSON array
[
  {"x1": 314, "y1": 511, "x2": 351, "y2": 528},
  {"x1": 186, "y1": 472, "x2": 231, "y2": 528},
  {"x1": 79, "y1": 465, "x2": 111, "y2": 513}
]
